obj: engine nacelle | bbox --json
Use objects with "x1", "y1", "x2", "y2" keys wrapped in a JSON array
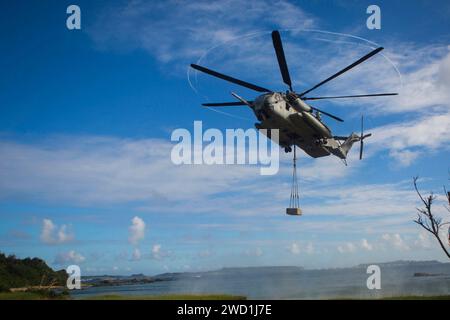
[
  {"x1": 290, "y1": 97, "x2": 312, "y2": 112},
  {"x1": 302, "y1": 112, "x2": 332, "y2": 138}
]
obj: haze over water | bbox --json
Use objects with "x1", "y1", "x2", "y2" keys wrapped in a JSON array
[{"x1": 72, "y1": 261, "x2": 450, "y2": 299}]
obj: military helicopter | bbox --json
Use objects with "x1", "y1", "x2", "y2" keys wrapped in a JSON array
[{"x1": 190, "y1": 30, "x2": 397, "y2": 161}]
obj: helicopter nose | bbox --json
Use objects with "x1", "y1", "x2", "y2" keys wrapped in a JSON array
[
  {"x1": 263, "y1": 97, "x2": 275, "y2": 109},
  {"x1": 263, "y1": 102, "x2": 273, "y2": 112}
]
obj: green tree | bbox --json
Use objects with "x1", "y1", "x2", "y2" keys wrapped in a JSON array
[{"x1": 0, "y1": 253, "x2": 68, "y2": 291}]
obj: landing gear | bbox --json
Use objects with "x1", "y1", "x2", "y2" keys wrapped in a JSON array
[
  {"x1": 286, "y1": 146, "x2": 302, "y2": 216},
  {"x1": 284, "y1": 146, "x2": 292, "y2": 153}
]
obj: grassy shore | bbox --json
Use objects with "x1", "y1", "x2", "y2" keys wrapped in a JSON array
[
  {"x1": 381, "y1": 295, "x2": 450, "y2": 300},
  {"x1": 1, "y1": 291, "x2": 449, "y2": 300},
  {"x1": 86, "y1": 294, "x2": 247, "y2": 300},
  {"x1": 0, "y1": 291, "x2": 69, "y2": 300},
  {"x1": 0, "y1": 291, "x2": 245, "y2": 300}
]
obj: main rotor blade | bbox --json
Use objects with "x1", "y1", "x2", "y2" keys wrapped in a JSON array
[
  {"x1": 272, "y1": 30, "x2": 292, "y2": 91},
  {"x1": 360, "y1": 115, "x2": 364, "y2": 159},
  {"x1": 360, "y1": 140, "x2": 364, "y2": 160},
  {"x1": 303, "y1": 93, "x2": 398, "y2": 100},
  {"x1": 191, "y1": 64, "x2": 272, "y2": 93},
  {"x1": 298, "y1": 47, "x2": 384, "y2": 97},
  {"x1": 202, "y1": 102, "x2": 249, "y2": 107},
  {"x1": 310, "y1": 106, "x2": 344, "y2": 122},
  {"x1": 231, "y1": 92, "x2": 253, "y2": 107},
  {"x1": 361, "y1": 115, "x2": 364, "y2": 137}
]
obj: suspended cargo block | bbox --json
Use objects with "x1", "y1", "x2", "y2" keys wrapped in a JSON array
[{"x1": 286, "y1": 208, "x2": 302, "y2": 216}]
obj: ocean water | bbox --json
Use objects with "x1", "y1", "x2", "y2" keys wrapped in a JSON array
[{"x1": 71, "y1": 263, "x2": 450, "y2": 299}]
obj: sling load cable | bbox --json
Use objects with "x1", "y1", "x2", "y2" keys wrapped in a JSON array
[{"x1": 287, "y1": 146, "x2": 302, "y2": 215}]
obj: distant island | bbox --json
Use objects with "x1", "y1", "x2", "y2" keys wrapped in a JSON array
[{"x1": 356, "y1": 260, "x2": 446, "y2": 268}]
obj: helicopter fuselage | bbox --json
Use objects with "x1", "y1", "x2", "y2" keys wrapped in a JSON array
[{"x1": 252, "y1": 93, "x2": 354, "y2": 159}]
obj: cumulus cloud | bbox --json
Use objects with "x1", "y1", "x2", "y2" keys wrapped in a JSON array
[
  {"x1": 289, "y1": 243, "x2": 301, "y2": 255},
  {"x1": 337, "y1": 242, "x2": 357, "y2": 254},
  {"x1": 54, "y1": 250, "x2": 85, "y2": 265},
  {"x1": 334, "y1": 232, "x2": 440, "y2": 255},
  {"x1": 129, "y1": 216, "x2": 145, "y2": 245},
  {"x1": 148, "y1": 244, "x2": 172, "y2": 260},
  {"x1": 288, "y1": 242, "x2": 314, "y2": 255},
  {"x1": 151, "y1": 244, "x2": 161, "y2": 259},
  {"x1": 312, "y1": 45, "x2": 450, "y2": 167},
  {"x1": 370, "y1": 112, "x2": 450, "y2": 166},
  {"x1": 361, "y1": 239, "x2": 373, "y2": 251},
  {"x1": 40, "y1": 219, "x2": 74, "y2": 245},
  {"x1": 385, "y1": 49, "x2": 450, "y2": 113},
  {"x1": 381, "y1": 233, "x2": 410, "y2": 251},
  {"x1": 414, "y1": 232, "x2": 432, "y2": 249},
  {"x1": 131, "y1": 248, "x2": 141, "y2": 261},
  {"x1": 305, "y1": 43, "x2": 450, "y2": 113}
]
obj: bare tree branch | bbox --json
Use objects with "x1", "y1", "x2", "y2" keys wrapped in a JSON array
[{"x1": 413, "y1": 177, "x2": 450, "y2": 260}]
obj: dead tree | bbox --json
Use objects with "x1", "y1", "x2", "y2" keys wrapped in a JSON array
[{"x1": 413, "y1": 176, "x2": 450, "y2": 259}]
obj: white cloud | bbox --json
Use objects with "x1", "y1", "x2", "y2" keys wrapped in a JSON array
[
  {"x1": 361, "y1": 239, "x2": 373, "y2": 251},
  {"x1": 337, "y1": 242, "x2": 356, "y2": 254},
  {"x1": 245, "y1": 247, "x2": 264, "y2": 257},
  {"x1": 0, "y1": 134, "x2": 426, "y2": 219},
  {"x1": 289, "y1": 243, "x2": 301, "y2": 255},
  {"x1": 288, "y1": 242, "x2": 314, "y2": 255},
  {"x1": 303, "y1": 181, "x2": 418, "y2": 218},
  {"x1": 381, "y1": 233, "x2": 410, "y2": 251},
  {"x1": 414, "y1": 231, "x2": 432, "y2": 249},
  {"x1": 40, "y1": 219, "x2": 74, "y2": 245},
  {"x1": 40, "y1": 219, "x2": 55, "y2": 244},
  {"x1": 332, "y1": 231, "x2": 440, "y2": 256},
  {"x1": 131, "y1": 248, "x2": 141, "y2": 261},
  {"x1": 54, "y1": 250, "x2": 85, "y2": 265},
  {"x1": 385, "y1": 49, "x2": 450, "y2": 113},
  {"x1": 300, "y1": 43, "x2": 450, "y2": 166},
  {"x1": 129, "y1": 216, "x2": 145, "y2": 245},
  {"x1": 89, "y1": 0, "x2": 316, "y2": 70},
  {"x1": 305, "y1": 43, "x2": 450, "y2": 114},
  {"x1": 335, "y1": 234, "x2": 412, "y2": 255},
  {"x1": 370, "y1": 112, "x2": 450, "y2": 166},
  {"x1": 0, "y1": 136, "x2": 263, "y2": 206},
  {"x1": 2, "y1": 131, "x2": 442, "y2": 230},
  {"x1": 151, "y1": 244, "x2": 161, "y2": 259},
  {"x1": 388, "y1": 150, "x2": 421, "y2": 167}
]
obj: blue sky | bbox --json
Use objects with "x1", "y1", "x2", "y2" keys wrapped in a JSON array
[{"x1": 0, "y1": 0, "x2": 449, "y2": 275}]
